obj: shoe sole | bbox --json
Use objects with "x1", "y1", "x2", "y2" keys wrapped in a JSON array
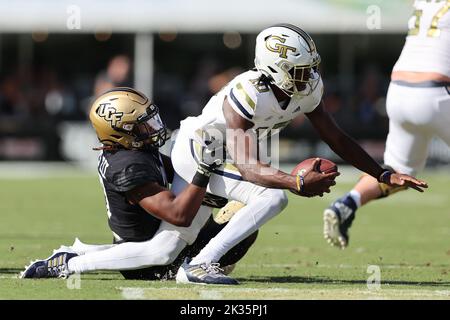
[
  {"x1": 323, "y1": 209, "x2": 347, "y2": 250},
  {"x1": 175, "y1": 267, "x2": 239, "y2": 285}
]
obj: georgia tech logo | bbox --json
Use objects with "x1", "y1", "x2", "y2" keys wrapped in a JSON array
[
  {"x1": 265, "y1": 35, "x2": 296, "y2": 58},
  {"x1": 96, "y1": 103, "x2": 123, "y2": 126}
]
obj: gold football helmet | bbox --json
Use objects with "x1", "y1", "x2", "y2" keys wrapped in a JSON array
[{"x1": 89, "y1": 87, "x2": 167, "y2": 149}]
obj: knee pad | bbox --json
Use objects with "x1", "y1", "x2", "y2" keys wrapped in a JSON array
[{"x1": 214, "y1": 201, "x2": 246, "y2": 224}]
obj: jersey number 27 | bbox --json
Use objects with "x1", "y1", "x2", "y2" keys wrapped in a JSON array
[{"x1": 408, "y1": 1, "x2": 449, "y2": 37}]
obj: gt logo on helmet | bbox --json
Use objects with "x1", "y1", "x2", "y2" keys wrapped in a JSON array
[
  {"x1": 265, "y1": 35, "x2": 296, "y2": 59},
  {"x1": 96, "y1": 103, "x2": 124, "y2": 127}
]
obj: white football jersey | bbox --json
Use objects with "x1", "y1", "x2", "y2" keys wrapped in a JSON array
[
  {"x1": 180, "y1": 69, "x2": 323, "y2": 144},
  {"x1": 393, "y1": 0, "x2": 450, "y2": 77}
]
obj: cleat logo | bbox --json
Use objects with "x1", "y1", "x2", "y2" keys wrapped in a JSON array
[{"x1": 335, "y1": 202, "x2": 353, "y2": 221}]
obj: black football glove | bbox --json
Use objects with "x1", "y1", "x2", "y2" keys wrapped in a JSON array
[{"x1": 197, "y1": 137, "x2": 225, "y2": 177}]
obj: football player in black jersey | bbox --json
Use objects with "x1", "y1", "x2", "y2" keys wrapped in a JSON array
[{"x1": 21, "y1": 88, "x2": 256, "y2": 282}]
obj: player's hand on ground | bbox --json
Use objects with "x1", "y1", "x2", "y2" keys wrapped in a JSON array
[
  {"x1": 387, "y1": 173, "x2": 428, "y2": 192},
  {"x1": 293, "y1": 158, "x2": 340, "y2": 197}
]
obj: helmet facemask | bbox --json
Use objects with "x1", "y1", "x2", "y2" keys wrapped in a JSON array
[
  {"x1": 120, "y1": 104, "x2": 167, "y2": 149},
  {"x1": 276, "y1": 55, "x2": 321, "y2": 97}
]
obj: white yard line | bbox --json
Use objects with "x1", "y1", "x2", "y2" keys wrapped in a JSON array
[
  {"x1": 238, "y1": 263, "x2": 444, "y2": 269},
  {"x1": 119, "y1": 287, "x2": 146, "y2": 300},
  {"x1": 199, "y1": 290, "x2": 224, "y2": 299}
]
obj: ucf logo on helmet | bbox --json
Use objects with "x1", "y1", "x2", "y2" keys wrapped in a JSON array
[
  {"x1": 96, "y1": 103, "x2": 123, "y2": 126},
  {"x1": 265, "y1": 35, "x2": 296, "y2": 58}
]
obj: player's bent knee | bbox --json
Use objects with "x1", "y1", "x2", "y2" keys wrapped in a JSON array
[
  {"x1": 155, "y1": 252, "x2": 177, "y2": 266},
  {"x1": 262, "y1": 189, "x2": 288, "y2": 214},
  {"x1": 272, "y1": 190, "x2": 289, "y2": 212},
  {"x1": 280, "y1": 191, "x2": 289, "y2": 210}
]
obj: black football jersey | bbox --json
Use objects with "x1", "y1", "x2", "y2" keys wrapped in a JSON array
[{"x1": 97, "y1": 148, "x2": 168, "y2": 242}]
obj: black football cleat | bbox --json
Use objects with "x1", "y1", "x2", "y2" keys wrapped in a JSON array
[
  {"x1": 20, "y1": 251, "x2": 78, "y2": 279},
  {"x1": 323, "y1": 195, "x2": 357, "y2": 249}
]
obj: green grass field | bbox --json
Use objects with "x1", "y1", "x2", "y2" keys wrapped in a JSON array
[{"x1": 1, "y1": 167, "x2": 449, "y2": 300}]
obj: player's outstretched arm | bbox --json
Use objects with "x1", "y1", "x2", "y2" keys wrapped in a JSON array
[
  {"x1": 223, "y1": 98, "x2": 338, "y2": 196},
  {"x1": 306, "y1": 101, "x2": 428, "y2": 192}
]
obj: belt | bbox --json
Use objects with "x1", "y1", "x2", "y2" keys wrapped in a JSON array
[{"x1": 392, "y1": 80, "x2": 450, "y2": 88}]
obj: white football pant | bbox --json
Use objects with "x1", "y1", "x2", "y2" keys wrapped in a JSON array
[
  {"x1": 164, "y1": 123, "x2": 288, "y2": 265},
  {"x1": 384, "y1": 82, "x2": 450, "y2": 175}
]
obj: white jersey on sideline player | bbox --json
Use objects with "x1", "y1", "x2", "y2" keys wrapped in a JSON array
[
  {"x1": 393, "y1": 0, "x2": 450, "y2": 77},
  {"x1": 387, "y1": 0, "x2": 450, "y2": 175},
  {"x1": 323, "y1": 0, "x2": 449, "y2": 250}
]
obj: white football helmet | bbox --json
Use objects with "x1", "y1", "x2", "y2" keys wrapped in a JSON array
[{"x1": 254, "y1": 23, "x2": 321, "y2": 97}]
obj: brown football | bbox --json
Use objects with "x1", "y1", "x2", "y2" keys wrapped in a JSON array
[{"x1": 291, "y1": 158, "x2": 338, "y2": 176}]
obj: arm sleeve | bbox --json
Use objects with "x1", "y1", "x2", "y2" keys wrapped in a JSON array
[{"x1": 226, "y1": 81, "x2": 258, "y2": 121}]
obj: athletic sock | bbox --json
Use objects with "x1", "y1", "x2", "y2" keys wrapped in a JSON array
[{"x1": 348, "y1": 190, "x2": 362, "y2": 208}]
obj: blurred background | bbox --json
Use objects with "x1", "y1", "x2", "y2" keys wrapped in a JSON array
[{"x1": 0, "y1": 0, "x2": 449, "y2": 170}]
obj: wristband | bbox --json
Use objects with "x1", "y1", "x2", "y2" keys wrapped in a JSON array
[
  {"x1": 296, "y1": 174, "x2": 305, "y2": 194},
  {"x1": 191, "y1": 169, "x2": 210, "y2": 188},
  {"x1": 378, "y1": 169, "x2": 392, "y2": 184}
]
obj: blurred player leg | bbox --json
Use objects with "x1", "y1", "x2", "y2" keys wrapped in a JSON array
[
  {"x1": 324, "y1": 82, "x2": 440, "y2": 248},
  {"x1": 434, "y1": 87, "x2": 450, "y2": 146}
]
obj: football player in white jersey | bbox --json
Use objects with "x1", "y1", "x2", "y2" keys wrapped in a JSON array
[
  {"x1": 324, "y1": 0, "x2": 449, "y2": 249},
  {"x1": 167, "y1": 23, "x2": 427, "y2": 285}
]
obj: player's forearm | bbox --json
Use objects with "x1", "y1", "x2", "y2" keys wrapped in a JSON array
[
  {"x1": 327, "y1": 132, "x2": 384, "y2": 179},
  {"x1": 166, "y1": 184, "x2": 207, "y2": 227},
  {"x1": 236, "y1": 162, "x2": 297, "y2": 190},
  {"x1": 138, "y1": 174, "x2": 209, "y2": 227}
]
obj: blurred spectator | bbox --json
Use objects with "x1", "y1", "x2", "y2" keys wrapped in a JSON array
[
  {"x1": 179, "y1": 57, "x2": 220, "y2": 119},
  {"x1": 94, "y1": 54, "x2": 132, "y2": 97},
  {"x1": 354, "y1": 66, "x2": 387, "y2": 125},
  {"x1": 208, "y1": 67, "x2": 243, "y2": 94}
]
